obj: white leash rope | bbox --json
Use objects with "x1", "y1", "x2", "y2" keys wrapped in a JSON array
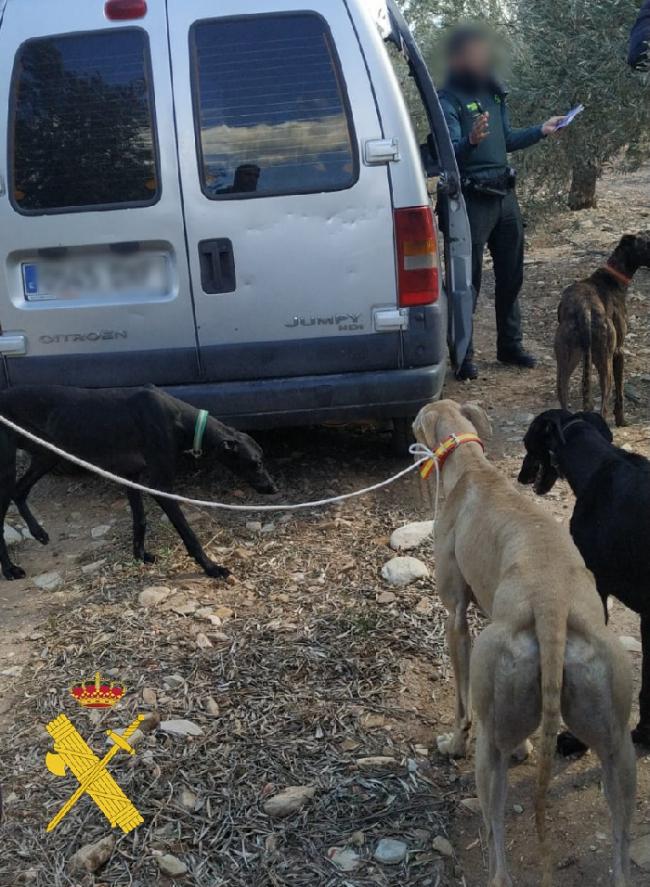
[{"x1": 0, "y1": 413, "x2": 439, "y2": 514}]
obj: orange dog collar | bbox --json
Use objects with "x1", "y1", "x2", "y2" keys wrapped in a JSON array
[
  {"x1": 602, "y1": 264, "x2": 632, "y2": 287},
  {"x1": 420, "y1": 433, "x2": 484, "y2": 479}
]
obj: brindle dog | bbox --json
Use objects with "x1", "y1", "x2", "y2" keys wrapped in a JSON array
[{"x1": 555, "y1": 232, "x2": 650, "y2": 426}]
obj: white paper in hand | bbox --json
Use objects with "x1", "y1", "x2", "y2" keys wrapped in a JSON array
[{"x1": 555, "y1": 104, "x2": 585, "y2": 131}]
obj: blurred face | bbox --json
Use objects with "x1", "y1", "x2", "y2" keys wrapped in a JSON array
[{"x1": 450, "y1": 37, "x2": 493, "y2": 79}]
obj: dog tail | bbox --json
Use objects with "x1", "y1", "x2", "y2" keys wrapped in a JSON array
[
  {"x1": 534, "y1": 600, "x2": 568, "y2": 887},
  {"x1": 579, "y1": 304, "x2": 593, "y2": 410}
]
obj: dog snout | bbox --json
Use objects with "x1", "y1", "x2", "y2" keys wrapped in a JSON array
[
  {"x1": 255, "y1": 472, "x2": 278, "y2": 495},
  {"x1": 518, "y1": 454, "x2": 537, "y2": 485}
]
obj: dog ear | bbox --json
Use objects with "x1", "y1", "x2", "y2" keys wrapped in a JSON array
[
  {"x1": 575, "y1": 411, "x2": 613, "y2": 442},
  {"x1": 460, "y1": 402, "x2": 492, "y2": 441}
]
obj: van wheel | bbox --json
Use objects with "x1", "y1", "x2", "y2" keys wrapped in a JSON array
[{"x1": 391, "y1": 418, "x2": 416, "y2": 457}]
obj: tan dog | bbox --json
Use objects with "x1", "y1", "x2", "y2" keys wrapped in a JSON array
[{"x1": 414, "y1": 400, "x2": 635, "y2": 887}]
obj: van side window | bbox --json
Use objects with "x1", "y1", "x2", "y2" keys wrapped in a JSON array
[
  {"x1": 191, "y1": 14, "x2": 358, "y2": 200},
  {"x1": 11, "y1": 29, "x2": 159, "y2": 214}
]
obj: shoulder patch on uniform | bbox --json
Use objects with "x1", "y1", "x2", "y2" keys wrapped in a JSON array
[{"x1": 466, "y1": 101, "x2": 479, "y2": 112}]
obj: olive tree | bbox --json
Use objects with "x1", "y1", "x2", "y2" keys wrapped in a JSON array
[
  {"x1": 402, "y1": 0, "x2": 650, "y2": 211},
  {"x1": 510, "y1": 0, "x2": 650, "y2": 210}
]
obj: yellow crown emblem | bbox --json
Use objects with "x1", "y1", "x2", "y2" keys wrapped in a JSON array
[{"x1": 70, "y1": 672, "x2": 126, "y2": 709}]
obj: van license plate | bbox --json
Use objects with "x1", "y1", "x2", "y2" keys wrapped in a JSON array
[{"x1": 21, "y1": 255, "x2": 169, "y2": 302}]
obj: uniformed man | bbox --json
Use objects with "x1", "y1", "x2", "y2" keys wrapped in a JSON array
[{"x1": 440, "y1": 26, "x2": 564, "y2": 380}]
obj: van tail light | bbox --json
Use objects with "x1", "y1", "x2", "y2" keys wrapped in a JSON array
[
  {"x1": 394, "y1": 206, "x2": 440, "y2": 307},
  {"x1": 105, "y1": 0, "x2": 147, "y2": 20}
]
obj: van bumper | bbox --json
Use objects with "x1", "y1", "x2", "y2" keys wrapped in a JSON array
[{"x1": 166, "y1": 361, "x2": 447, "y2": 429}]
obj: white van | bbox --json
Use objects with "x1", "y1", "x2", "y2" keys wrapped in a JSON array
[{"x1": 0, "y1": 0, "x2": 472, "y2": 446}]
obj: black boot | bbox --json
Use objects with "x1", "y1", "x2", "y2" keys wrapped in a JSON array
[
  {"x1": 456, "y1": 358, "x2": 479, "y2": 381},
  {"x1": 497, "y1": 345, "x2": 537, "y2": 369}
]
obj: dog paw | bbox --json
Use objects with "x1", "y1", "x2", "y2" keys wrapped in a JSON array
[
  {"x1": 511, "y1": 739, "x2": 533, "y2": 763},
  {"x1": 205, "y1": 564, "x2": 231, "y2": 580},
  {"x1": 631, "y1": 724, "x2": 650, "y2": 747},
  {"x1": 32, "y1": 528, "x2": 49, "y2": 545},
  {"x1": 556, "y1": 730, "x2": 589, "y2": 757},
  {"x1": 143, "y1": 552, "x2": 156, "y2": 564},
  {"x1": 3, "y1": 564, "x2": 26, "y2": 580},
  {"x1": 437, "y1": 731, "x2": 468, "y2": 759}
]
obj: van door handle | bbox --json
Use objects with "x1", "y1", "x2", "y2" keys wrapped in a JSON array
[{"x1": 198, "y1": 239, "x2": 236, "y2": 294}]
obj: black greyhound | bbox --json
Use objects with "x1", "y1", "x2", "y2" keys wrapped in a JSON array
[
  {"x1": 519, "y1": 409, "x2": 650, "y2": 749},
  {"x1": 0, "y1": 385, "x2": 277, "y2": 580}
]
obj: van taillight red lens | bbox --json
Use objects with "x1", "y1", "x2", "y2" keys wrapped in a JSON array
[
  {"x1": 394, "y1": 206, "x2": 440, "y2": 307},
  {"x1": 105, "y1": 0, "x2": 147, "y2": 20}
]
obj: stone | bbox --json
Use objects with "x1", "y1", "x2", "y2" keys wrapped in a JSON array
[
  {"x1": 4, "y1": 524, "x2": 23, "y2": 545},
  {"x1": 376, "y1": 590, "x2": 397, "y2": 605},
  {"x1": 374, "y1": 838, "x2": 407, "y2": 865},
  {"x1": 69, "y1": 835, "x2": 115, "y2": 874},
  {"x1": 246, "y1": 520, "x2": 263, "y2": 532},
  {"x1": 619, "y1": 635, "x2": 642, "y2": 654},
  {"x1": 356, "y1": 756, "x2": 398, "y2": 770},
  {"x1": 381, "y1": 556, "x2": 429, "y2": 588},
  {"x1": 81, "y1": 559, "x2": 106, "y2": 575},
  {"x1": 196, "y1": 632, "x2": 213, "y2": 649},
  {"x1": 415, "y1": 596, "x2": 434, "y2": 615},
  {"x1": 206, "y1": 696, "x2": 220, "y2": 716},
  {"x1": 159, "y1": 719, "x2": 204, "y2": 737},
  {"x1": 432, "y1": 836, "x2": 453, "y2": 857},
  {"x1": 390, "y1": 521, "x2": 434, "y2": 551},
  {"x1": 166, "y1": 594, "x2": 198, "y2": 616},
  {"x1": 263, "y1": 785, "x2": 315, "y2": 818},
  {"x1": 91, "y1": 524, "x2": 111, "y2": 539},
  {"x1": 631, "y1": 834, "x2": 650, "y2": 871},
  {"x1": 513, "y1": 804, "x2": 524, "y2": 814},
  {"x1": 460, "y1": 797, "x2": 482, "y2": 814},
  {"x1": 328, "y1": 847, "x2": 361, "y2": 872},
  {"x1": 142, "y1": 687, "x2": 157, "y2": 706},
  {"x1": 156, "y1": 854, "x2": 188, "y2": 878},
  {"x1": 33, "y1": 571, "x2": 63, "y2": 591},
  {"x1": 165, "y1": 674, "x2": 185, "y2": 689},
  {"x1": 180, "y1": 787, "x2": 198, "y2": 811},
  {"x1": 138, "y1": 586, "x2": 172, "y2": 608}
]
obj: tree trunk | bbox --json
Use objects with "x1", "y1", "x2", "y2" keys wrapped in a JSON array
[{"x1": 568, "y1": 162, "x2": 599, "y2": 210}]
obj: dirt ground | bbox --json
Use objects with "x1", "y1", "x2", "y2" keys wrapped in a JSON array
[{"x1": 1, "y1": 167, "x2": 650, "y2": 887}]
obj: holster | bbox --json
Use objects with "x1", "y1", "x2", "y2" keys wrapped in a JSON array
[{"x1": 462, "y1": 167, "x2": 516, "y2": 198}]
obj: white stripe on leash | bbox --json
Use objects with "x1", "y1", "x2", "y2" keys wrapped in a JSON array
[{"x1": 0, "y1": 413, "x2": 440, "y2": 515}]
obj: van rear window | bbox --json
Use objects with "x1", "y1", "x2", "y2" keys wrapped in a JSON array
[
  {"x1": 192, "y1": 14, "x2": 358, "y2": 199},
  {"x1": 11, "y1": 29, "x2": 159, "y2": 214}
]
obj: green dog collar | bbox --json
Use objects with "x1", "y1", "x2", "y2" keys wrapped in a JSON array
[{"x1": 192, "y1": 409, "x2": 209, "y2": 458}]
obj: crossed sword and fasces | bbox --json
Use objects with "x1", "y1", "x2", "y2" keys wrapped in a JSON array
[{"x1": 45, "y1": 713, "x2": 145, "y2": 833}]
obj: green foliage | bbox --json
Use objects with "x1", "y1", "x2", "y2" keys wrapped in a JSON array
[
  {"x1": 400, "y1": 0, "x2": 650, "y2": 212},
  {"x1": 510, "y1": 0, "x2": 650, "y2": 209}
]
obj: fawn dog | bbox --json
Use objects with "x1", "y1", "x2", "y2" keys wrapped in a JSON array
[
  {"x1": 555, "y1": 232, "x2": 650, "y2": 426},
  {"x1": 414, "y1": 399, "x2": 635, "y2": 887}
]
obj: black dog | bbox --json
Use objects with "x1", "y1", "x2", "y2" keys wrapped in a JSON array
[
  {"x1": 519, "y1": 409, "x2": 650, "y2": 749},
  {"x1": 0, "y1": 385, "x2": 277, "y2": 580}
]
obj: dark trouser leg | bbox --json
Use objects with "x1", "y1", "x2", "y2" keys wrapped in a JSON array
[
  {"x1": 488, "y1": 190, "x2": 525, "y2": 354},
  {"x1": 464, "y1": 194, "x2": 500, "y2": 359},
  {"x1": 633, "y1": 612, "x2": 650, "y2": 744}
]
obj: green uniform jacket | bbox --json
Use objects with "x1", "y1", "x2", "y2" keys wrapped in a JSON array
[{"x1": 439, "y1": 81, "x2": 545, "y2": 181}]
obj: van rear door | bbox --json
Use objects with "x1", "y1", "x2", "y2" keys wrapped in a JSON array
[
  {"x1": 0, "y1": 0, "x2": 199, "y2": 387},
  {"x1": 167, "y1": 0, "x2": 399, "y2": 385}
]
